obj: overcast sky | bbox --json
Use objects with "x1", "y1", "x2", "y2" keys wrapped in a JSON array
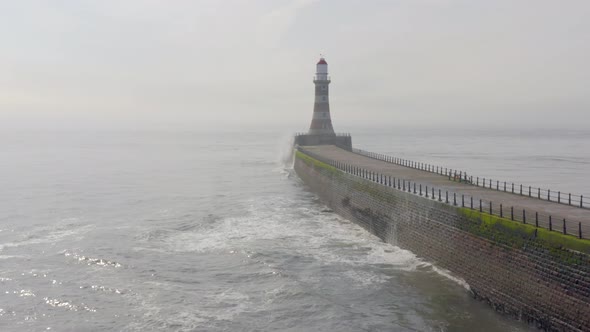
[{"x1": 1, "y1": 0, "x2": 589, "y2": 131}]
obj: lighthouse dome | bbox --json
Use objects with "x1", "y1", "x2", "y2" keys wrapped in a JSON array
[{"x1": 316, "y1": 57, "x2": 328, "y2": 75}]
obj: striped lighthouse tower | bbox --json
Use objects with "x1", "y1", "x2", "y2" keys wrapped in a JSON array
[{"x1": 308, "y1": 57, "x2": 336, "y2": 135}]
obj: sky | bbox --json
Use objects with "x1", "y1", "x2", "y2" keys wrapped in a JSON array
[{"x1": 1, "y1": 0, "x2": 589, "y2": 131}]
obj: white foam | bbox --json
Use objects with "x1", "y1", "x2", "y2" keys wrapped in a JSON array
[
  {"x1": 276, "y1": 133, "x2": 295, "y2": 169},
  {"x1": 0, "y1": 222, "x2": 93, "y2": 251},
  {"x1": 63, "y1": 251, "x2": 122, "y2": 268},
  {"x1": 43, "y1": 297, "x2": 96, "y2": 313},
  {"x1": 431, "y1": 265, "x2": 471, "y2": 291}
]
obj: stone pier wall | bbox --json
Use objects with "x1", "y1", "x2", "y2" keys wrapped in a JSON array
[
  {"x1": 293, "y1": 134, "x2": 352, "y2": 150},
  {"x1": 294, "y1": 150, "x2": 590, "y2": 332}
]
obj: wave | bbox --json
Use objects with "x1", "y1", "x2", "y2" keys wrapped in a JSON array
[
  {"x1": 0, "y1": 221, "x2": 93, "y2": 252},
  {"x1": 62, "y1": 250, "x2": 122, "y2": 268}
]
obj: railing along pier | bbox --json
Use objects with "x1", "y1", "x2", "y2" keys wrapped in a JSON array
[
  {"x1": 297, "y1": 146, "x2": 588, "y2": 240},
  {"x1": 348, "y1": 147, "x2": 587, "y2": 210}
]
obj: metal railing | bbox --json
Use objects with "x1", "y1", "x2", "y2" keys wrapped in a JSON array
[
  {"x1": 349, "y1": 148, "x2": 588, "y2": 210},
  {"x1": 294, "y1": 132, "x2": 351, "y2": 137},
  {"x1": 297, "y1": 147, "x2": 589, "y2": 240}
]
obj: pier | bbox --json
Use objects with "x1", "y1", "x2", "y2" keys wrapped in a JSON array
[
  {"x1": 302, "y1": 144, "x2": 590, "y2": 239},
  {"x1": 293, "y1": 57, "x2": 590, "y2": 331}
]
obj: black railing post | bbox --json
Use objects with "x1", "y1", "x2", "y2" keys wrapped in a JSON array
[
  {"x1": 558, "y1": 191, "x2": 561, "y2": 204},
  {"x1": 479, "y1": 199, "x2": 482, "y2": 212},
  {"x1": 454, "y1": 193, "x2": 456, "y2": 205},
  {"x1": 579, "y1": 222, "x2": 582, "y2": 239},
  {"x1": 549, "y1": 216, "x2": 552, "y2": 231},
  {"x1": 490, "y1": 202, "x2": 492, "y2": 214},
  {"x1": 523, "y1": 210, "x2": 526, "y2": 224},
  {"x1": 529, "y1": 186, "x2": 531, "y2": 197},
  {"x1": 414, "y1": 182, "x2": 416, "y2": 194},
  {"x1": 500, "y1": 204, "x2": 503, "y2": 218},
  {"x1": 446, "y1": 191, "x2": 449, "y2": 203},
  {"x1": 462, "y1": 194, "x2": 464, "y2": 207},
  {"x1": 569, "y1": 193, "x2": 571, "y2": 205},
  {"x1": 581, "y1": 195, "x2": 584, "y2": 208},
  {"x1": 439, "y1": 189, "x2": 442, "y2": 201},
  {"x1": 420, "y1": 184, "x2": 422, "y2": 196},
  {"x1": 548, "y1": 189, "x2": 551, "y2": 201},
  {"x1": 535, "y1": 212, "x2": 538, "y2": 227},
  {"x1": 497, "y1": 180, "x2": 499, "y2": 190},
  {"x1": 432, "y1": 187, "x2": 435, "y2": 199},
  {"x1": 503, "y1": 181, "x2": 506, "y2": 191},
  {"x1": 511, "y1": 206, "x2": 514, "y2": 220},
  {"x1": 426, "y1": 186, "x2": 429, "y2": 198},
  {"x1": 477, "y1": 177, "x2": 479, "y2": 186},
  {"x1": 512, "y1": 183, "x2": 514, "y2": 193},
  {"x1": 520, "y1": 184, "x2": 522, "y2": 195},
  {"x1": 471, "y1": 196, "x2": 473, "y2": 209},
  {"x1": 538, "y1": 188, "x2": 541, "y2": 199},
  {"x1": 563, "y1": 219, "x2": 566, "y2": 235}
]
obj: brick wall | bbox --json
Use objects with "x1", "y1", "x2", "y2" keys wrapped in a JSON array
[{"x1": 294, "y1": 153, "x2": 590, "y2": 332}]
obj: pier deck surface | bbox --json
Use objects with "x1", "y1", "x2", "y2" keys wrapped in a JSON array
[{"x1": 303, "y1": 145, "x2": 590, "y2": 227}]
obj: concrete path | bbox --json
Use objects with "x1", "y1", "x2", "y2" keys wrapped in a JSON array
[{"x1": 303, "y1": 145, "x2": 590, "y2": 235}]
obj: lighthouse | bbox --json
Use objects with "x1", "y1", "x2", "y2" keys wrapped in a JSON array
[
  {"x1": 294, "y1": 56, "x2": 351, "y2": 150},
  {"x1": 308, "y1": 57, "x2": 335, "y2": 135}
]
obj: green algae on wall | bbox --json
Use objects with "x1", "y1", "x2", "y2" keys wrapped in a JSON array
[
  {"x1": 295, "y1": 150, "x2": 341, "y2": 176},
  {"x1": 459, "y1": 208, "x2": 590, "y2": 256}
]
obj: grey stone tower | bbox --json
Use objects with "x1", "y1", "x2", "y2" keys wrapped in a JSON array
[
  {"x1": 308, "y1": 57, "x2": 335, "y2": 135},
  {"x1": 295, "y1": 56, "x2": 352, "y2": 150}
]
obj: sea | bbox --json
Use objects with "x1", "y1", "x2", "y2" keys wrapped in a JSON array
[{"x1": 1, "y1": 127, "x2": 588, "y2": 331}]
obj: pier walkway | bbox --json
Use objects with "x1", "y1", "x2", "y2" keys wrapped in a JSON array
[{"x1": 303, "y1": 145, "x2": 590, "y2": 236}]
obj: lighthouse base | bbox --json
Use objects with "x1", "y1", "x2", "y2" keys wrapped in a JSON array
[{"x1": 294, "y1": 134, "x2": 352, "y2": 151}]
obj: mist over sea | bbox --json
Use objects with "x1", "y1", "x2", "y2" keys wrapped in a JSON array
[{"x1": 1, "y1": 127, "x2": 587, "y2": 331}]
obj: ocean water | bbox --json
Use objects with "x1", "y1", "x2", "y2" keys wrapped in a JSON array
[{"x1": 1, "y1": 127, "x2": 586, "y2": 331}]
